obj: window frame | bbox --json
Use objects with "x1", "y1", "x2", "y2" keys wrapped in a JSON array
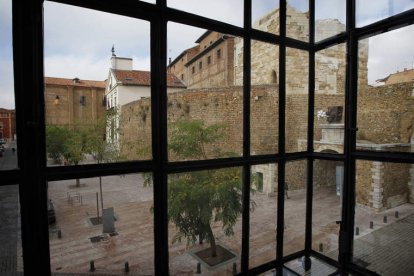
[{"x1": 4, "y1": 0, "x2": 414, "y2": 275}]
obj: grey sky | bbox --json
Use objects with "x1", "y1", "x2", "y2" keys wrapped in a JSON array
[{"x1": 1, "y1": 0, "x2": 414, "y2": 109}]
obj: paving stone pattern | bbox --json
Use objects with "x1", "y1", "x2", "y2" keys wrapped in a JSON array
[{"x1": 352, "y1": 214, "x2": 414, "y2": 276}]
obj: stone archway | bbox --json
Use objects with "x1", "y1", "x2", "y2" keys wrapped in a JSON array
[{"x1": 314, "y1": 149, "x2": 343, "y2": 192}]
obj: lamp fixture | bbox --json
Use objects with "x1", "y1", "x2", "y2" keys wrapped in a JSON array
[{"x1": 54, "y1": 95, "x2": 60, "y2": 105}]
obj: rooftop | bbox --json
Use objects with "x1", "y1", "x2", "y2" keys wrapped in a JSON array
[
  {"x1": 45, "y1": 77, "x2": 106, "y2": 89},
  {"x1": 112, "y1": 69, "x2": 186, "y2": 88}
]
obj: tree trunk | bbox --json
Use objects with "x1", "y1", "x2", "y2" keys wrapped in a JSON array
[
  {"x1": 76, "y1": 178, "x2": 80, "y2": 187},
  {"x1": 206, "y1": 225, "x2": 217, "y2": 257}
]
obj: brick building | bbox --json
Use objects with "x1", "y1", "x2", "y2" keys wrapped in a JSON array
[
  {"x1": 0, "y1": 108, "x2": 16, "y2": 142},
  {"x1": 44, "y1": 77, "x2": 106, "y2": 127},
  {"x1": 168, "y1": 31, "x2": 235, "y2": 89}
]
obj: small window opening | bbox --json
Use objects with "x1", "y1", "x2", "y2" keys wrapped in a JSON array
[
  {"x1": 271, "y1": 70, "x2": 277, "y2": 84},
  {"x1": 80, "y1": 95, "x2": 86, "y2": 106}
]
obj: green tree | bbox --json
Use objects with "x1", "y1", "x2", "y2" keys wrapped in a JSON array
[
  {"x1": 164, "y1": 120, "x2": 255, "y2": 257},
  {"x1": 62, "y1": 130, "x2": 83, "y2": 166},
  {"x1": 45, "y1": 125, "x2": 70, "y2": 164}
]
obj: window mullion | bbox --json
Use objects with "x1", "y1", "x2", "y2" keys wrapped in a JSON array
[
  {"x1": 241, "y1": 0, "x2": 252, "y2": 272},
  {"x1": 341, "y1": 0, "x2": 358, "y2": 273},
  {"x1": 151, "y1": 0, "x2": 169, "y2": 274},
  {"x1": 276, "y1": 0, "x2": 287, "y2": 274},
  {"x1": 305, "y1": 0, "x2": 316, "y2": 264}
]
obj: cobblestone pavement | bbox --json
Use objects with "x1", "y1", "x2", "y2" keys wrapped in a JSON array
[
  {"x1": 0, "y1": 185, "x2": 21, "y2": 275},
  {"x1": 1, "y1": 179, "x2": 414, "y2": 275},
  {"x1": 352, "y1": 214, "x2": 414, "y2": 276}
]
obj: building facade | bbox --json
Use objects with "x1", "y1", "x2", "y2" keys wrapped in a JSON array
[
  {"x1": 0, "y1": 108, "x2": 16, "y2": 142},
  {"x1": 168, "y1": 31, "x2": 235, "y2": 89},
  {"x1": 44, "y1": 77, "x2": 106, "y2": 126}
]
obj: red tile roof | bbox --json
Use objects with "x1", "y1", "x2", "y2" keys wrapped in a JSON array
[
  {"x1": 113, "y1": 69, "x2": 186, "y2": 88},
  {"x1": 0, "y1": 108, "x2": 15, "y2": 113},
  {"x1": 44, "y1": 77, "x2": 106, "y2": 88}
]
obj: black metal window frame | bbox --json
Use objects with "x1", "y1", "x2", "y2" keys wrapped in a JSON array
[{"x1": 2, "y1": 0, "x2": 414, "y2": 275}]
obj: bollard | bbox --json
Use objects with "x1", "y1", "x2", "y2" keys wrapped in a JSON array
[
  {"x1": 232, "y1": 262, "x2": 237, "y2": 275},
  {"x1": 355, "y1": 227, "x2": 359, "y2": 236},
  {"x1": 57, "y1": 230, "x2": 62, "y2": 239},
  {"x1": 196, "y1": 262, "x2": 201, "y2": 274},
  {"x1": 89, "y1": 260, "x2": 95, "y2": 272},
  {"x1": 395, "y1": 211, "x2": 399, "y2": 218},
  {"x1": 370, "y1": 221, "x2": 373, "y2": 229},
  {"x1": 383, "y1": 216, "x2": 387, "y2": 223},
  {"x1": 124, "y1": 262, "x2": 129, "y2": 273},
  {"x1": 319, "y1": 243, "x2": 323, "y2": 252}
]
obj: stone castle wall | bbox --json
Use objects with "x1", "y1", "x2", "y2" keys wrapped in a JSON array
[
  {"x1": 357, "y1": 82, "x2": 414, "y2": 144},
  {"x1": 119, "y1": 81, "x2": 414, "y2": 209},
  {"x1": 234, "y1": 7, "x2": 367, "y2": 92}
]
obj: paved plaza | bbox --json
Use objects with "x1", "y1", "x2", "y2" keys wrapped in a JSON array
[{"x1": 1, "y1": 174, "x2": 414, "y2": 275}]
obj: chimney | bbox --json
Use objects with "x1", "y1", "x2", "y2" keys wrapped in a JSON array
[
  {"x1": 169, "y1": 57, "x2": 172, "y2": 65},
  {"x1": 111, "y1": 56, "x2": 133, "y2": 70},
  {"x1": 73, "y1": 77, "x2": 80, "y2": 84}
]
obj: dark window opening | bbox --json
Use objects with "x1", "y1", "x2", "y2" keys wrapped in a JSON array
[
  {"x1": 80, "y1": 95, "x2": 86, "y2": 106},
  {"x1": 271, "y1": 70, "x2": 277, "y2": 84}
]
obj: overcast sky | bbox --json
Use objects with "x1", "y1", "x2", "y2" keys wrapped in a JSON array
[{"x1": 1, "y1": 0, "x2": 414, "y2": 109}]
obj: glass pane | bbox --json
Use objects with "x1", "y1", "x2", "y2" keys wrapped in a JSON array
[
  {"x1": 251, "y1": 41, "x2": 279, "y2": 155},
  {"x1": 312, "y1": 160, "x2": 343, "y2": 261},
  {"x1": 0, "y1": 185, "x2": 24, "y2": 274},
  {"x1": 284, "y1": 256, "x2": 337, "y2": 275},
  {"x1": 0, "y1": 0, "x2": 17, "y2": 170},
  {"x1": 353, "y1": 160, "x2": 414, "y2": 275},
  {"x1": 357, "y1": 25, "x2": 414, "y2": 153},
  {"x1": 250, "y1": 164, "x2": 278, "y2": 268},
  {"x1": 315, "y1": 0, "x2": 346, "y2": 41},
  {"x1": 284, "y1": 160, "x2": 307, "y2": 256},
  {"x1": 252, "y1": 0, "x2": 280, "y2": 35},
  {"x1": 167, "y1": 23, "x2": 243, "y2": 161},
  {"x1": 168, "y1": 0, "x2": 243, "y2": 27},
  {"x1": 314, "y1": 44, "x2": 346, "y2": 154},
  {"x1": 48, "y1": 173, "x2": 154, "y2": 274},
  {"x1": 168, "y1": 168, "x2": 242, "y2": 274},
  {"x1": 356, "y1": 0, "x2": 414, "y2": 27},
  {"x1": 287, "y1": 0, "x2": 309, "y2": 42},
  {"x1": 286, "y1": 48, "x2": 308, "y2": 153},
  {"x1": 44, "y1": 3, "x2": 151, "y2": 166}
]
